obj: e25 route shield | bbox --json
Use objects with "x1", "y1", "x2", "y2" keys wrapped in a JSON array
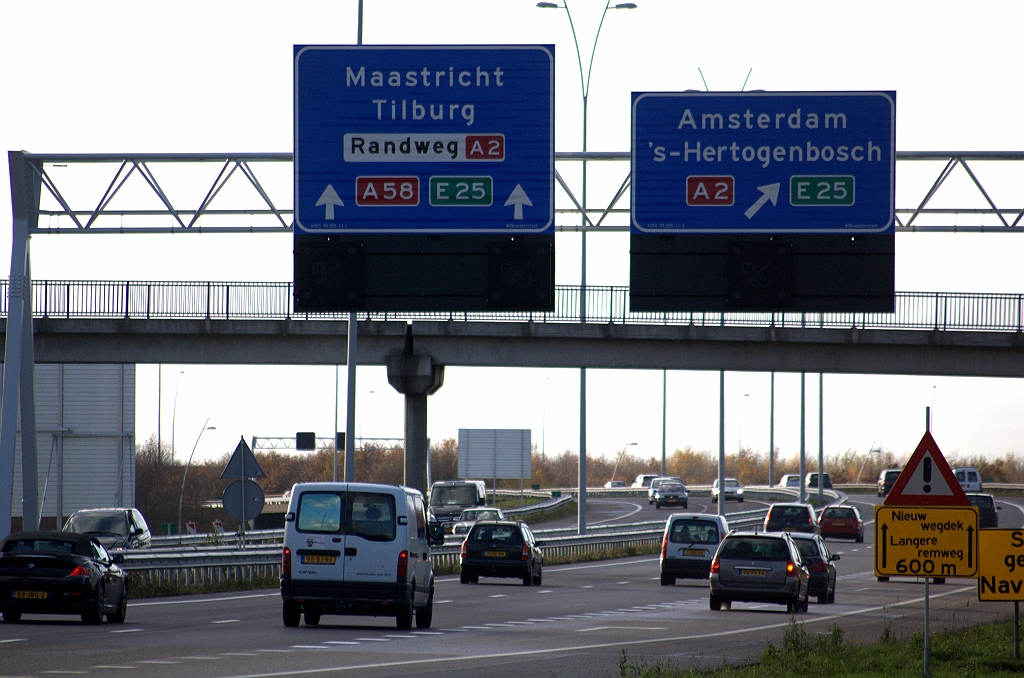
[
  {"x1": 631, "y1": 91, "x2": 895, "y2": 234},
  {"x1": 875, "y1": 505, "x2": 979, "y2": 579},
  {"x1": 294, "y1": 45, "x2": 554, "y2": 234}
]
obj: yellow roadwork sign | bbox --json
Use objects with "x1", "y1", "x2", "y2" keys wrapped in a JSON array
[
  {"x1": 874, "y1": 505, "x2": 979, "y2": 578},
  {"x1": 978, "y1": 529, "x2": 1024, "y2": 600}
]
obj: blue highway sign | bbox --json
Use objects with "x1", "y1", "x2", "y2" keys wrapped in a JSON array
[
  {"x1": 631, "y1": 92, "x2": 895, "y2": 234},
  {"x1": 294, "y1": 45, "x2": 554, "y2": 234}
]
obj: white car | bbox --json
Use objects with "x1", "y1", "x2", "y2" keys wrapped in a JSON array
[
  {"x1": 631, "y1": 474, "x2": 660, "y2": 489},
  {"x1": 451, "y1": 508, "x2": 506, "y2": 536},
  {"x1": 603, "y1": 480, "x2": 627, "y2": 489},
  {"x1": 777, "y1": 474, "x2": 802, "y2": 489},
  {"x1": 953, "y1": 467, "x2": 982, "y2": 492},
  {"x1": 711, "y1": 478, "x2": 744, "y2": 503}
]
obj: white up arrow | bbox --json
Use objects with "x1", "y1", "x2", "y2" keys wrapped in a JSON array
[
  {"x1": 504, "y1": 184, "x2": 533, "y2": 220},
  {"x1": 316, "y1": 184, "x2": 344, "y2": 220},
  {"x1": 743, "y1": 183, "x2": 781, "y2": 219}
]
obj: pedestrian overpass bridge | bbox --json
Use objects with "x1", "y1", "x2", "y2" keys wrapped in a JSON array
[{"x1": 4, "y1": 279, "x2": 1022, "y2": 378}]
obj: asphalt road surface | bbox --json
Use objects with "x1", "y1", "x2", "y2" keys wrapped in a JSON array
[{"x1": 2, "y1": 494, "x2": 1020, "y2": 678}]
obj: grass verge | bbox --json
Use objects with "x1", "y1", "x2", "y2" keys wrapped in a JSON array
[
  {"x1": 617, "y1": 618, "x2": 1024, "y2": 677},
  {"x1": 515, "y1": 499, "x2": 579, "y2": 525}
]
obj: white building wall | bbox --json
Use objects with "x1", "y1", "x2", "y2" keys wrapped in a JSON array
[{"x1": 9, "y1": 364, "x2": 135, "y2": 520}]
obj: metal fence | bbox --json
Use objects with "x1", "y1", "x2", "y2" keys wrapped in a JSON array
[{"x1": 6, "y1": 279, "x2": 1024, "y2": 333}]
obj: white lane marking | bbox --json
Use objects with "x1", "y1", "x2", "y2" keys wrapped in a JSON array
[
  {"x1": 616, "y1": 581, "x2": 630, "y2": 585},
  {"x1": 488, "y1": 594, "x2": 506, "y2": 598},
  {"x1": 484, "y1": 623, "x2": 515, "y2": 627},
  {"x1": 129, "y1": 592, "x2": 278, "y2": 607},
  {"x1": 222, "y1": 653, "x2": 259, "y2": 656},
  {"x1": 580, "y1": 585, "x2": 594, "y2": 589},
  {"x1": 355, "y1": 638, "x2": 390, "y2": 642},
  {"x1": 257, "y1": 649, "x2": 294, "y2": 653},
  {"x1": 577, "y1": 626, "x2": 666, "y2": 633},
  {"x1": 384, "y1": 634, "x2": 416, "y2": 639},
  {"x1": 526, "y1": 618, "x2": 552, "y2": 622},
  {"x1": 409, "y1": 631, "x2": 444, "y2": 635},
  {"x1": 461, "y1": 625, "x2": 491, "y2": 630},
  {"x1": 91, "y1": 666, "x2": 137, "y2": 670},
  {"x1": 1, "y1": 638, "x2": 27, "y2": 643},
  {"x1": 179, "y1": 656, "x2": 221, "y2": 660},
  {"x1": 435, "y1": 599, "x2": 453, "y2": 604},
  {"x1": 191, "y1": 590, "x2": 982, "y2": 678},
  {"x1": 212, "y1": 619, "x2": 240, "y2": 624},
  {"x1": 110, "y1": 628, "x2": 143, "y2": 633},
  {"x1": 537, "y1": 590, "x2": 552, "y2": 594},
  {"x1": 138, "y1": 660, "x2": 180, "y2": 664},
  {"x1": 324, "y1": 641, "x2": 360, "y2": 645},
  {"x1": 291, "y1": 645, "x2": 329, "y2": 650},
  {"x1": 550, "y1": 558, "x2": 660, "y2": 573},
  {"x1": 589, "y1": 500, "x2": 644, "y2": 525},
  {"x1": 505, "y1": 621, "x2": 534, "y2": 625}
]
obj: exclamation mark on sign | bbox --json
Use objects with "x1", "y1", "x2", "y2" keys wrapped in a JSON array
[{"x1": 922, "y1": 457, "x2": 932, "y2": 494}]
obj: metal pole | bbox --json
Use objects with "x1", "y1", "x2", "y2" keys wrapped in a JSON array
[
  {"x1": 661, "y1": 370, "x2": 667, "y2": 477},
  {"x1": 1015, "y1": 601, "x2": 1020, "y2": 661},
  {"x1": 157, "y1": 365, "x2": 162, "y2": 463},
  {"x1": 799, "y1": 373, "x2": 806, "y2": 503},
  {"x1": 345, "y1": 316, "x2": 357, "y2": 482},
  {"x1": 578, "y1": 367, "x2": 587, "y2": 535},
  {"x1": 19, "y1": 253, "x2": 39, "y2": 530},
  {"x1": 718, "y1": 371, "x2": 725, "y2": 517},
  {"x1": 923, "y1": 576, "x2": 931, "y2": 676},
  {"x1": 926, "y1": 406, "x2": 931, "y2": 432},
  {"x1": 334, "y1": 365, "x2": 339, "y2": 482},
  {"x1": 818, "y1": 373, "x2": 824, "y2": 505},
  {"x1": 769, "y1": 372, "x2": 775, "y2": 487}
]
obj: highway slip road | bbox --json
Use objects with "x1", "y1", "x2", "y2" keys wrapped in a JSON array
[{"x1": 0, "y1": 496, "x2": 1015, "y2": 678}]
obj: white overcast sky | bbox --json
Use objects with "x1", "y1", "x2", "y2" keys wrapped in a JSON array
[{"x1": 1, "y1": 0, "x2": 1022, "y2": 467}]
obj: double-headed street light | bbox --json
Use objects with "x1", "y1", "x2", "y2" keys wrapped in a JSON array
[{"x1": 177, "y1": 419, "x2": 216, "y2": 544}]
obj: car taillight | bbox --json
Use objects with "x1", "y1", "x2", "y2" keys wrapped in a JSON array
[
  {"x1": 522, "y1": 543, "x2": 530, "y2": 561},
  {"x1": 460, "y1": 540, "x2": 467, "y2": 560},
  {"x1": 397, "y1": 550, "x2": 409, "y2": 579},
  {"x1": 809, "y1": 561, "x2": 828, "y2": 573},
  {"x1": 282, "y1": 547, "x2": 291, "y2": 576},
  {"x1": 710, "y1": 557, "x2": 720, "y2": 574},
  {"x1": 67, "y1": 564, "x2": 90, "y2": 577},
  {"x1": 660, "y1": 534, "x2": 668, "y2": 561},
  {"x1": 786, "y1": 561, "x2": 797, "y2": 577}
]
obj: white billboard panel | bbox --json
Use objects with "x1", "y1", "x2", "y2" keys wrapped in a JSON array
[{"x1": 457, "y1": 429, "x2": 531, "y2": 480}]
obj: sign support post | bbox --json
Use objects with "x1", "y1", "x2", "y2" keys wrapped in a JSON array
[
  {"x1": 923, "y1": 576, "x2": 931, "y2": 677},
  {"x1": 1016, "y1": 602, "x2": 1020, "y2": 661}
]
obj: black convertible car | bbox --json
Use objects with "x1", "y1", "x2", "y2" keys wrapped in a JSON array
[{"x1": 0, "y1": 531, "x2": 128, "y2": 624}]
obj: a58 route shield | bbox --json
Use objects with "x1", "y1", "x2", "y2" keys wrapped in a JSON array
[{"x1": 874, "y1": 505, "x2": 979, "y2": 578}]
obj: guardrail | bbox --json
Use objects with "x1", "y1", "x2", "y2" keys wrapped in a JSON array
[{"x1": 7, "y1": 279, "x2": 1024, "y2": 333}]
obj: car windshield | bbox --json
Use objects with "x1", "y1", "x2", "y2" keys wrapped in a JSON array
[
  {"x1": 968, "y1": 495, "x2": 994, "y2": 509},
  {"x1": 669, "y1": 519, "x2": 719, "y2": 544},
  {"x1": 3, "y1": 538, "x2": 80, "y2": 555},
  {"x1": 470, "y1": 525, "x2": 522, "y2": 543},
  {"x1": 884, "y1": 471, "x2": 901, "y2": 481},
  {"x1": 823, "y1": 507, "x2": 856, "y2": 519},
  {"x1": 660, "y1": 483, "x2": 684, "y2": 492},
  {"x1": 769, "y1": 507, "x2": 811, "y2": 526},
  {"x1": 726, "y1": 480, "x2": 740, "y2": 488},
  {"x1": 430, "y1": 486, "x2": 477, "y2": 506},
  {"x1": 460, "y1": 509, "x2": 499, "y2": 521},
  {"x1": 719, "y1": 537, "x2": 789, "y2": 561},
  {"x1": 66, "y1": 513, "x2": 128, "y2": 537},
  {"x1": 792, "y1": 538, "x2": 821, "y2": 561}
]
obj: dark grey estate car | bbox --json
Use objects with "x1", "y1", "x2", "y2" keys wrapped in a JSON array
[
  {"x1": 710, "y1": 532, "x2": 810, "y2": 613},
  {"x1": 63, "y1": 508, "x2": 151, "y2": 550}
]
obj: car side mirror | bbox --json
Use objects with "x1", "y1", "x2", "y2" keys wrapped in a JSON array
[
  {"x1": 535, "y1": 540, "x2": 545, "y2": 547},
  {"x1": 831, "y1": 554, "x2": 841, "y2": 561},
  {"x1": 428, "y1": 525, "x2": 446, "y2": 547},
  {"x1": 112, "y1": 553, "x2": 125, "y2": 564},
  {"x1": 285, "y1": 512, "x2": 295, "y2": 522},
  {"x1": 131, "y1": 528, "x2": 144, "y2": 537},
  {"x1": 997, "y1": 506, "x2": 1003, "y2": 510}
]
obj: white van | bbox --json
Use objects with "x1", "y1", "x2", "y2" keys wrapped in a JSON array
[
  {"x1": 281, "y1": 482, "x2": 444, "y2": 630},
  {"x1": 953, "y1": 467, "x2": 982, "y2": 493}
]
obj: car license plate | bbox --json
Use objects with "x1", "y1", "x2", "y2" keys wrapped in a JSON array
[
  {"x1": 300, "y1": 555, "x2": 336, "y2": 565},
  {"x1": 833, "y1": 521, "x2": 846, "y2": 526},
  {"x1": 684, "y1": 549, "x2": 705, "y2": 557},
  {"x1": 740, "y1": 569, "x2": 766, "y2": 577},
  {"x1": 484, "y1": 551, "x2": 506, "y2": 557},
  {"x1": 665, "y1": 498, "x2": 678, "y2": 503},
  {"x1": 14, "y1": 590, "x2": 47, "y2": 599}
]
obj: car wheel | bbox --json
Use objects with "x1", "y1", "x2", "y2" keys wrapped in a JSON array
[
  {"x1": 82, "y1": 584, "x2": 104, "y2": 624},
  {"x1": 107, "y1": 586, "x2": 128, "y2": 623},
  {"x1": 817, "y1": 592, "x2": 829, "y2": 604},
  {"x1": 2, "y1": 610, "x2": 22, "y2": 622},
  {"x1": 799, "y1": 590, "x2": 810, "y2": 614},
  {"x1": 738, "y1": 497, "x2": 744, "y2": 503},
  {"x1": 856, "y1": 535, "x2": 864, "y2": 543},
  {"x1": 655, "y1": 503, "x2": 660, "y2": 510},
  {"x1": 415, "y1": 590, "x2": 433, "y2": 629},
  {"x1": 470, "y1": 575, "x2": 479, "y2": 584},
  {"x1": 660, "y1": 573, "x2": 675, "y2": 586},
  {"x1": 933, "y1": 578, "x2": 945, "y2": 585},
  {"x1": 828, "y1": 583, "x2": 836, "y2": 604},
  {"x1": 460, "y1": 571, "x2": 470, "y2": 584},
  {"x1": 682, "y1": 502, "x2": 688, "y2": 510},
  {"x1": 283, "y1": 603, "x2": 301, "y2": 627},
  {"x1": 304, "y1": 610, "x2": 321, "y2": 626},
  {"x1": 522, "y1": 572, "x2": 532, "y2": 586},
  {"x1": 877, "y1": 576, "x2": 889, "y2": 582},
  {"x1": 709, "y1": 595, "x2": 722, "y2": 611},
  {"x1": 396, "y1": 595, "x2": 414, "y2": 630},
  {"x1": 532, "y1": 568, "x2": 542, "y2": 586}
]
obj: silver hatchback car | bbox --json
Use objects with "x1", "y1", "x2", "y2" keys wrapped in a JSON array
[
  {"x1": 709, "y1": 532, "x2": 810, "y2": 613},
  {"x1": 660, "y1": 513, "x2": 729, "y2": 585}
]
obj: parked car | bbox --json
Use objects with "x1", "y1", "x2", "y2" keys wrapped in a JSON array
[
  {"x1": 953, "y1": 467, "x2": 983, "y2": 493},
  {"x1": 805, "y1": 473, "x2": 833, "y2": 490},
  {"x1": 652, "y1": 482, "x2": 689, "y2": 510},
  {"x1": 709, "y1": 532, "x2": 810, "y2": 613},
  {"x1": 711, "y1": 478, "x2": 744, "y2": 503},
  {"x1": 966, "y1": 493, "x2": 1000, "y2": 528},
  {"x1": 817, "y1": 505, "x2": 864, "y2": 542},
  {"x1": 877, "y1": 469, "x2": 902, "y2": 497},
  {"x1": 281, "y1": 482, "x2": 444, "y2": 630},
  {"x1": 603, "y1": 480, "x2": 627, "y2": 489},
  {"x1": 777, "y1": 474, "x2": 802, "y2": 489},
  {"x1": 62, "y1": 508, "x2": 152, "y2": 550},
  {"x1": 788, "y1": 532, "x2": 839, "y2": 604},
  {"x1": 0, "y1": 531, "x2": 128, "y2": 624},
  {"x1": 428, "y1": 480, "x2": 487, "y2": 532},
  {"x1": 764, "y1": 503, "x2": 818, "y2": 534},
  {"x1": 631, "y1": 474, "x2": 660, "y2": 489},
  {"x1": 660, "y1": 513, "x2": 729, "y2": 585},
  {"x1": 648, "y1": 477, "x2": 684, "y2": 504},
  {"x1": 452, "y1": 508, "x2": 506, "y2": 536},
  {"x1": 460, "y1": 521, "x2": 543, "y2": 586}
]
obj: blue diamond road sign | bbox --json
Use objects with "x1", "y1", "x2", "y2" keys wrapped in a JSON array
[
  {"x1": 294, "y1": 45, "x2": 554, "y2": 234},
  {"x1": 631, "y1": 91, "x2": 895, "y2": 234}
]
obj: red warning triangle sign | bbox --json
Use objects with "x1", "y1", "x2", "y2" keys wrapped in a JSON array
[{"x1": 884, "y1": 431, "x2": 970, "y2": 506}]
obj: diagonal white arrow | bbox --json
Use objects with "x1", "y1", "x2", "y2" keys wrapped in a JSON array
[
  {"x1": 744, "y1": 183, "x2": 781, "y2": 219},
  {"x1": 316, "y1": 184, "x2": 344, "y2": 220}
]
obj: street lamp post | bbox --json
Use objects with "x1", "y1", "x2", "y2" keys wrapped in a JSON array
[
  {"x1": 538, "y1": 0, "x2": 636, "y2": 537},
  {"x1": 177, "y1": 419, "x2": 215, "y2": 544},
  {"x1": 609, "y1": 441, "x2": 637, "y2": 484},
  {"x1": 170, "y1": 367, "x2": 184, "y2": 462}
]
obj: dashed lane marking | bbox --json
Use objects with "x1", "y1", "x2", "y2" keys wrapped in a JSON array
[
  {"x1": 435, "y1": 600, "x2": 453, "y2": 604},
  {"x1": 256, "y1": 649, "x2": 294, "y2": 653},
  {"x1": 129, "y1": 592, "x2": 278, "y2": 607},
  {"x1": 577, "y1": 626, "x2": 666, "y2": 633},
  {"x1": 324, "y1": 641, "x2": 360, "y2": 645},
  {"x1": 222, "y1": 653, "x2": 259, "y2": 657},
  {"x1": 110, "y1": 628, "x2": 143, "y2": 633},
  {"x1": 488, "y1": 594, "x2": 506, "y2": 598},
  {"x1": 138, "y1": 660, "x2": 181, "y2": 664},
  {"x1": 409, "y1": 631, "x2": 443, "y2": 635},
  {"x1": 0, "y1": 638, "x2": 27, "y2": 643},
  {"x1": 212, "y1": 619, "x2": 240, "y2": 624},
  {"x1": 537, "y1": 590, "x2": 552, "y2": 594},
  {"x1": 291, "y1": 646, "x2": 329, "y2": 650}
]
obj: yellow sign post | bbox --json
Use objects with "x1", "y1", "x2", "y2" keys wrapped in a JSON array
[{"x1": 874, "y1": 505, "x2": 979, "y2": 579}]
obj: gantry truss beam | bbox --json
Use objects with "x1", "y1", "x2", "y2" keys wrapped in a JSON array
[{"x1": 15, "y1": 150, "x2": 1024, "y2": 235}]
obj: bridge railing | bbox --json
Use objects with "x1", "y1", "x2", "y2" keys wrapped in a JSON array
[{"x1": 3, "y1": 279, "x2": 1023, "y2": 333}]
